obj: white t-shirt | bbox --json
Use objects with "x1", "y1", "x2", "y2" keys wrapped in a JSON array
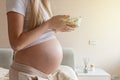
[
  {"x1": 6, "y1": 0, "x2": 28, "y2": 16},
  {"x1": 6, "y1": 0, "x2": 50, "y2": 31},
  {"x1": 6, "y1": 0, "x2": 56, "y2": 49}
]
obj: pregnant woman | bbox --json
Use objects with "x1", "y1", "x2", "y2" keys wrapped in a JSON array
[{"x1": 6, "y1": 0, "x2": 74, "y2": 80}]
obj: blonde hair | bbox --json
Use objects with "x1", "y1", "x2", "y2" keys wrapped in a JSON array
[{"x1": 28, "y1": 0, "x2": 52, "y2": 30}]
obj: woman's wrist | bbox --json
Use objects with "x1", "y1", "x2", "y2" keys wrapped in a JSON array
[
  {"x1": 45, "y1": 19, "x2": 52, "y2": 28},
  {"x1": 39, "y1": 20, "x2": 50, "y2": 30}
]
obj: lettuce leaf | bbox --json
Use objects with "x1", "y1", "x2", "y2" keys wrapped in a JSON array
[{"x1": 64, "y1": 17, "x2": 82, "y2": 28}]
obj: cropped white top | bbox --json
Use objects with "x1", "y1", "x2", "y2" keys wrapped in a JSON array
[{"x1": 6, "y1": 0, "x2": 56, "y2": 49}]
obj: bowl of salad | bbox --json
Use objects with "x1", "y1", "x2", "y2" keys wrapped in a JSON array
[{"x1": 64, "y1": 16, "x2": 82, "y2": 28}]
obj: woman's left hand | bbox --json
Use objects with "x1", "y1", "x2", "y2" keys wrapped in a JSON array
[
  {"x1": 53, "y1": 26, "x2": 75, "y2": 33},
  {"x1": 58, "y1": 21, "x2": 76, "y2": 32},
  {"x1": 60, "y1": 26, "x2": 75, "y2": 32}
]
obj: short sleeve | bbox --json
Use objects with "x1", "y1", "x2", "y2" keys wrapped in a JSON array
[{"x1": 6, "y1": 0, "x2": 28, "y2": 16}]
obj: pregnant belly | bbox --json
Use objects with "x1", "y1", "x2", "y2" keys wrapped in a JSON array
[{"x1": 14, "y1": 38, "x2": 63, "y2": 74}]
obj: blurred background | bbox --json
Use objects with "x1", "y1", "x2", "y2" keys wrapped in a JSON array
[{"x1": 0, "y1": 0, "x2": 120, "y2": 78}]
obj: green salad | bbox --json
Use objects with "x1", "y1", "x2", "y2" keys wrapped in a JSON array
[{"x1": 64, "y1": 17, "x2": 82, "y2": 28}]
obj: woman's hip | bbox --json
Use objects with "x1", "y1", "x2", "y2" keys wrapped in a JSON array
[{"x1": 9, "y1": 61, "x2": 53, "y2": 80}]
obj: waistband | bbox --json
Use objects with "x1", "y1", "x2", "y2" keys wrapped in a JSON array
[
  {"x1": 24, "y1": 31, "x2": 56, "y2": 49},
  {"x1": 11, "y1": 61, "x2": 52, "y2": 79}
]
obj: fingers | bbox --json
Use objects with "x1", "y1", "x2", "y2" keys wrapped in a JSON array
[
  {"x1": 61, "y1": 26, "x2": 75, "y2": 32},
  {"x1": 53, "y1": 26, "x2": 75, "y2": 32},
  {"x1": 56, "y1": 15, "x2": 70, "y2": 19},
  {"x1": 51, "y1": 15, "x2": 76, "y2": 32},
  {"x1": 66, "y1": 21, "x2": 77, "y2": 28},
  {"x1": 62, "y1": 15, "x2": 70, "y2": 18}
]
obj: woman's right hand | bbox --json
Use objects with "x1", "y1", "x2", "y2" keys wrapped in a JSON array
[{"x1": 47, "y1": 15, "x2": 74, "y2": 32}]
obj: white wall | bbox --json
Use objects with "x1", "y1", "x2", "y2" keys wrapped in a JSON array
[
  {"x1": 0, "y1": 0, "x2": 9, "y2": 48},
  {"x1": 51, "y1": 0, "x2": 120, "y2": 76}
]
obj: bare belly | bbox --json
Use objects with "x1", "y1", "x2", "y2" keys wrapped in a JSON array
[{"x1": 14, "y1": 38, "x2": 63, "y2": 74}]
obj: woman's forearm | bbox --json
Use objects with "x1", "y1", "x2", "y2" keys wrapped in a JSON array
[{"x1": 11, "y1": 22, "x2": 49, "y2": 51}]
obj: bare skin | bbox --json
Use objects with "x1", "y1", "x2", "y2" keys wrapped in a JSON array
[
  {"x1": 7, "y1": 12, "x2": 74, "y2": 74},
  {"x1": 14, "y1": 39, "x2": 63, "y2": 74}
]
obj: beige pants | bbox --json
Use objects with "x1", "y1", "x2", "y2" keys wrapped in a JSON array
[{"x1": 9, "y1": 61, "x2": 53, "y2": 80}]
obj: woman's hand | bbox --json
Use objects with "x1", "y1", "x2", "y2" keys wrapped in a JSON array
[{"x1": 47, "y1": 15, "x2": 75, "y2": 32}]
